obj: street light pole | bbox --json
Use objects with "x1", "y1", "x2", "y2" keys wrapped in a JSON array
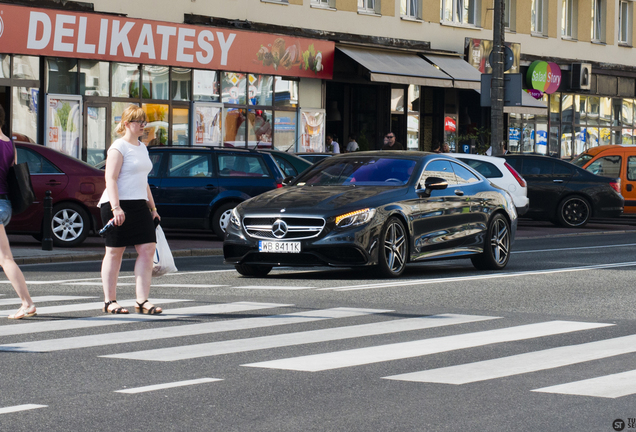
[{"x1": 490, "y1": 0, "x2": 505, "y2": 155}]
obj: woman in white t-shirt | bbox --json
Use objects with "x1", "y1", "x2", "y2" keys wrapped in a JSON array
[{"x1": 98, "y1": 105, "x2": 162, "y2": 315}]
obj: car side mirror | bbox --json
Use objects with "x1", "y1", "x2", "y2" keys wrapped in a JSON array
[
  {"x1": 417, "y1": 176, "x2": 448, "y2": 197},
  {"x1": 282, "y1": 176, "x2": 294, "y2": 186}
]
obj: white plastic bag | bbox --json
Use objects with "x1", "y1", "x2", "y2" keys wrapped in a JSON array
[{"x1": 153, "y1": 225, "x2": 177, "y2": 277}]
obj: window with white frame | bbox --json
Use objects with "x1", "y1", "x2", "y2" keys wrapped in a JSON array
[
  {"x1": 442, "y1": 0, "x2": 480, "y2": 25},
  {"x1": 504, "y1": 0, "x2": 516, "y2": 31},
  {"x1": 561, "y1": 0, "x2": 578, "y2": 38},
  {"x1": 531, "y1": 0, "x2": 545, "y2": 34},
  {"x1": 401, "y1": 0, "x2": 420, "y2": 19},
  {"x1": 358, "y1": 0, "x2": 379, "y2": 13},
  {"x1": 591, "y1": 0, "x2": 605, "y2": 41},
  {"x1": 619, "y1": 0, "x2": 633, "y2": 44},
  {"x1": 311, "y1": 0, "x2": 334, "y2": 7}
]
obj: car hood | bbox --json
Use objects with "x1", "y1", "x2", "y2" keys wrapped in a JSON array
[{"x1": 239, "y1": 186, "x2": 409, "y2": 214}]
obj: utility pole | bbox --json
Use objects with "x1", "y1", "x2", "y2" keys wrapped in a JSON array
[{"x1": 490, "y1": 0, "x2": 505, "y2": 156}]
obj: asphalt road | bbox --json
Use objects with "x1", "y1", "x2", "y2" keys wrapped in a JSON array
[{"x1": 1, "y1": 230, "x2": 636, "y2": 432}]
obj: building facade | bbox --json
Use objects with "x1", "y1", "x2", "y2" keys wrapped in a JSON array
[{"x1": 0, "y1": 0, "x2": 635, "y2": 163}]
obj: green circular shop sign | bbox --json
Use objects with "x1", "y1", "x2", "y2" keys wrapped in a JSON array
[{"x1": 527, "y1": 61, "x2": 562, "y2": 94}]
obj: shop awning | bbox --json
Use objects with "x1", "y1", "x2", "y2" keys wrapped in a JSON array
[
  {"x1": 503, "y1": 91, "x2": 548, "y2": 115},
  {"x1": 421, "y1": 54, "x2": 482, "y2": 90},
  {"x1": 337, "y1": 46, "x2": 452, "y2": 88}
]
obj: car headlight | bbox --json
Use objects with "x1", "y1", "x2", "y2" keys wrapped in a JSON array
[
  {"x1": 335, "y1": 208, "x2": 376, "y2": 228},
  {"x1": 230, "y1": 207, "x2": 241, "y2": 229}
]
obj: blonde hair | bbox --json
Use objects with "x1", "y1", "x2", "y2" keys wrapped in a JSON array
[{"x1": 115, "y1": 105, "x2": 146, "y2": 135}]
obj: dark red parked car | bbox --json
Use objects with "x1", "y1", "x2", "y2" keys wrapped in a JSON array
[{"x1": 7, "y1": 142, "x2": 105, "y2": 247}]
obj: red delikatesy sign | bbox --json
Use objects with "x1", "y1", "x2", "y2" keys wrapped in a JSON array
[{"x1": 0, "y1": 4, "x2": 334, "y2": 80}]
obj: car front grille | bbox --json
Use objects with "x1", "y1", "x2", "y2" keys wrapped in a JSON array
[{"x1": 244, "y1": 216, "x2": 326, "y2": 240}]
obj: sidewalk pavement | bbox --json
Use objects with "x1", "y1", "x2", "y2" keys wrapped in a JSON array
[{"x1": 7, "y1": 218, "x2": 636, "y2": 265}]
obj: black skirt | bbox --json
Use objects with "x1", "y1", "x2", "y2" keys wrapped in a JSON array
[{"x1": 100, "y1": 200, "x2": 156, "y2": 247}]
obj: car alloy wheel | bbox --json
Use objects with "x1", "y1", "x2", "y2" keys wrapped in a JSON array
[
  {"x1": 378, "y1": 217, "x2": 407, "y2": 277},
  {"x1": 558, "y1": 196, "x2": 591, "y2": 227},
  {"x1": 50, "y1": 203, "x2": 90, "y2": 247},
  {"x1": 212, "y1": 202, "x2": 238, "y2": 239},
  {"x1": 471, "y1": 213, "x2": 510, "y2": 270}
]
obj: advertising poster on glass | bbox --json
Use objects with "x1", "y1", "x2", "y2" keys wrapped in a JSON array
[
  {"x1": 300, "y1": 110, "x2": 325, "y2": 153},
  {"x1": 46, "y1": 94, "x2": 82, "y2": 159},
  {"x1": 444, "y1": 115, "x2": 457, "y2": 152},
  {"x1": 193, "y1": 103, "x2": 222, "y2": 146}
]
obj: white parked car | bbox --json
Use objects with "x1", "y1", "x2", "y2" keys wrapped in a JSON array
[{"x1": 455, "y1": 153, "x2": 529, "y2": 216}]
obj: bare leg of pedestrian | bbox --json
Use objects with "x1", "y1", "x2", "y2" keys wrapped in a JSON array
[
  {"x1": 0, "y1": 225, "x2": 36, "y2": 319},
  {"x1": 134, "y1": 242, "x2": 161, "y2": 314},
  {"x1": 101, "y1": 246, "x2": 128, "y2": 313}
]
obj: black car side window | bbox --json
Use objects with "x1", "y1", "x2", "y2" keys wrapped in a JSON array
[
  {"x1": 521, "y1": 158, "x2": 553, "y2": 175},
  {"x1": 16, "y1": 148, "x2": 61, "y2": 174},
  {"x1": 167, "y1": 153, "x2": 212, "y2": 178},
  {"x1": 218, "y1": 154, "x2": 271, "y2": 178},
  {"x1": 419, "y1": 160, "x2": 458, "y2": 187},
  {"x1": 553, "y1": 161, "x2": 575, "y2": 176}
]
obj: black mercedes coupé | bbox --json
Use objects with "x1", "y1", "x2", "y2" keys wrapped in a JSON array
[{"x1": 223, "y1": 151, "x2": 518, "y2": 278}]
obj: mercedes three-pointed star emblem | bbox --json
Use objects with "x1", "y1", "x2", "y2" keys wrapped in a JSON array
[{"x1": 272, "y1": 219, "x2": 288, "y2": 239}]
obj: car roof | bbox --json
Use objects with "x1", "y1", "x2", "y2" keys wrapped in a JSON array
[
  {"x1": 455, "y1": 154, "x2": 507, "y2": 163},
  {"x1": 148, "y1": 145, "x2": 264, "y2": 154},
  {"x1": 580, "y1": 144, "x2": 627, "y2": 156}
]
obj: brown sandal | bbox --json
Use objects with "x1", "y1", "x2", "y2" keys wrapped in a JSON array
[
  {"x1": 135, "y1": 300, "x2": 162, "y2": 315},
  {"x1": 103, "y1": 300, "x2": 129, "y2": 314}
]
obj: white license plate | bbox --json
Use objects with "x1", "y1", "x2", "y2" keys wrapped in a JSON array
[{"x1": 259, "y1": 241, "x2": 301, "y2": 253}]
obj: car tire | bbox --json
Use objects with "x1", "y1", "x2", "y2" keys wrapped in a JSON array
[
  {"x1": 471, "y1": 213, "x2": 511, "y2": 271},
  {"x1": 212, "y1": 202, "x2": 238, "y2": 239},
  {"x1": 376, "y1": 216, "x2": 407, "y2": 278},
  {"x1": 50, "y1": 203, "x2": 90, "y2": 247},
  {"x1": 557, "y1": 195, "x2": 591, "y2": 228},
  {"x1": 235, "y1": 264, "x2": 273, "y2": 277}
]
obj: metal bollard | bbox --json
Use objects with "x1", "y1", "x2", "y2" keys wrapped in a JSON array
[{"x1": 42, "y1": 190, "x2": 53, "y2": 251}]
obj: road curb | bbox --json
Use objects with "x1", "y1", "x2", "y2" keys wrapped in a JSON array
[{"x1": 15, "y1": 248, "x2": 224, "y2": 265}]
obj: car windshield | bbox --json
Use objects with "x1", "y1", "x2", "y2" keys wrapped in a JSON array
[
  {"x1": 295, "y1": 157, "x2": 417, "y2": 186},
  {"x1": 571, "y1": 153, "x2": 594, "y2": 167}
]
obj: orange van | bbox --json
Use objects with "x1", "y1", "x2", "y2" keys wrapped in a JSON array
[{"x1": 572, "y1": 145, "x2": 636, "y2": 214}]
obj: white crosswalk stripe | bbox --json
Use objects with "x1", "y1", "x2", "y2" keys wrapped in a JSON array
[
  {"x1": 384, "y1": 333, "x2": 636, "y2": 385},
  {"x1": 0, "y1": 302, "x2": 289, "y2": 337},
  {"x1": 0, "y1": 307, "x2": 390, "y2": 353},
  {"x1": 0, "y1": 296, "x2": 94, "y2": 307},
  {"x1": 242, "y1": 321, "x2": 612, "y2": 371},
  {"x1": 532, "y1": 370, "x2": 636, "y2": 398},
  {"x1": 103, "y1": 313, "x2": 498, "y2": 361},
  {"x1": 0, "y1": 298, "x2": 189, "y2": 317}
]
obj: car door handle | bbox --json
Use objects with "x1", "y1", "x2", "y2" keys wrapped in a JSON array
[
  {"x1": 149, "y1": 185, "x2": 158, "y2": 189},
  {"x1": 627, "y1": 184, "x2": 633, "y2": 192},
  {"x1": 553, "y1": 179, "x2": 564, "y2": 183},
  {"x1": 205, "y1": 184, "x2": 217, "y2": 190},
  {"x1": 45, "y1": 180, "x2": 62, "y2": 186},
  {"x1": 454, "y1": 189, "x2": 464, "y2": 196}
]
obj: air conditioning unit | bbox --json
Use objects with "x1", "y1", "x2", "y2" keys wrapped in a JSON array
[{"x1": 571, "y1": 63, "x2": 592, "y2": 90}]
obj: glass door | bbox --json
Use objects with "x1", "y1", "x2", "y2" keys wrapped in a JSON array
[
  {"x1": 46, "y1": 94, "x2": 82, "y2": 159},
  {"x1": 83, "y1": 101, "x2": 109, "y2": 166}
]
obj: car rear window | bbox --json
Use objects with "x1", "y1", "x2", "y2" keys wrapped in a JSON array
[
  {"x1": 457, "y1": 158, "x2": 503, "y2": 178},
  {"x1": 217, "y1": 154, "x2": 271, "y2": 177}
]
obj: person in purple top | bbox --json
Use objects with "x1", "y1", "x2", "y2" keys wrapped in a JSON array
[{"x1": 0, "y1": 106, "x2": 36, "y2": 319}]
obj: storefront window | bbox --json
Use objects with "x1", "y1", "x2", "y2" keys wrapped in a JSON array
[
  {"x1": 622, "y1": 99, "x2": 633, "y2": 126},
  {"x1": 407, "y1": 85, "x2": 420, "y2": 150},
  {"x1": 587, "y1": 127, "x2": 599, "y2": 147},
  {"x1": 599, "y1": 97, "x2": 612, "y2": 126},
  {"x1": 144, "y1": 66, "x2": 169, "y2": 100},
  {"x1": 600, "y1": 127, "x2": 611, "y2": 145},
  {"x1": 573, "y1": 126, "x2": 585, "y2": 154},
  {"x1": 391, "y1": 87, "x2": 405, "y2": 113},
  {"x1": 522, "y1": 123, "x2": 534, "y2": 153},
  {"x1": 576, "y1": 95, "x2": 586, "y2": 124},
  {"x1": 142, "y1": 103, "x2": 169, "y2": 146},
  {"x1": 1, "y1": 55, "x2": 10, "y2": 79},
  {"x1": 274, "y1": 77, "x2": 299, "y2": 107},
  {"x1": 224, "y1": 107, "x2": 246, "y2": 146},
  {"x1": 86, "y1": 106, "x2": 107, "y2": 165},
  {"x1": 80, "y1": 60, "x2": 109, "y2": 96},
  {"x1": 222, "y1": 72, "x2": 247, "y2": 105},
  {"x1": 13, "y1": 56, "x2": 39, "y2": 80},
  {"x1": 274, "y1": 112, "x2": 298, "y2": 151},
  {"x1": 509, "y1": 123, "x2": 521, "y2": 152},
  {"x1": 612, "y1": 99, "x2": 622, "y2": 127},
  {"x1": 561, "y1": 124, "x2": 572, "y2": 157},
  {"x1": 172, "y1": 106, "x2": 190, "y2": 146},
  {"x1": 193, "y1": 70, "x2": 219, "y2": 102},
  {"x1": 11, "y1": 87, "x2": 38, "y2": 143},
  {"x1": 550, "y1": 93, "x2": 561, "y2": 123},
  {"x1": 46, "y1": 58, "x2": 78, "y2": 94},
  {"x1": 172, "y1": 68, "x2": 191, "y2": 101},
  {"x1": 194, "y1": 104, "x2": 222, "y2": 146},
  {"x1": 562, "y1": 94, "x2": 573, "y2": 123},
  {"x1": 248, "y1": 109, "x2": 272, "y2": 146},
  {"x1": 622, "y1": 129, "x2": 633, "y2": 144},
  {"x1": 587, "y1": 96, "x2": 600, "y2": 126},
  {"x1": 549, "y1": 126, "x2": 559, "y2": 156},
  {"x1": 112, "y1": 63, "x2": 140, "y2": 98},
  {"x1": 536, "y1": 123, "x2": 548, "y2": 154},
  {"x1": 248, "y1": 75, "x2": 273, "y2": 106}
]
